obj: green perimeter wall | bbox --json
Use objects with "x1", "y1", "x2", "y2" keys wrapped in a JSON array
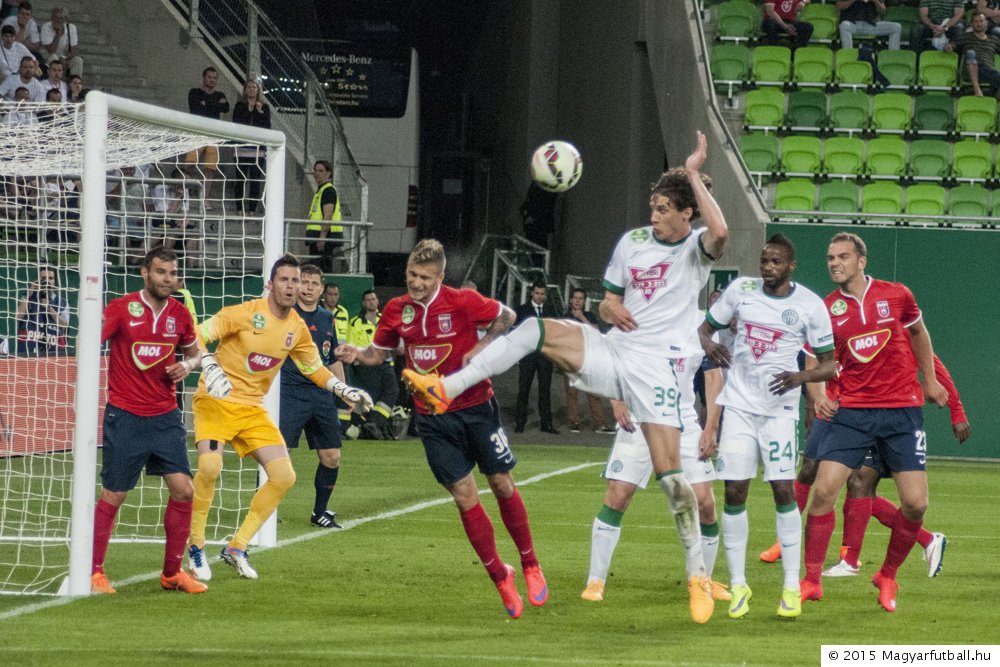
[{"x1": 767, "y1": 224, "x2": 997, "y2": 460}]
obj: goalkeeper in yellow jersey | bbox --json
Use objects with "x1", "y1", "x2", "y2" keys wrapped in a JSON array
[{"x1": 186, "y1": 253, "x2": 372, "y2": 580}]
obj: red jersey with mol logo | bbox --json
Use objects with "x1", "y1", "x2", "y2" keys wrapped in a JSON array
[
  {"x1": 824, "y1": 277, "x2": 923, "y2": 408},
  {"x1": 373, "y1": 285, "x2": 502, "y2": 415},
  {"x1": 102, "y1": 291, "x2": 197, "y2": 416}
]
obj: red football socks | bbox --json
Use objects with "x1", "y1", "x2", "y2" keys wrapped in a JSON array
[
  {"x1": 803, "y1": 510, "x2": 836, "y2": 584},
  {"x1": 873, "y1": 496, "x2": 933, "y2": 548},
  {"x1": 841, "y1": 496, "x2": 873, "y2": 567},
  {"x1": 794, "y1": 480, "x2": 812, "y2": 514},
  {"x1": 880, "y1": 509, "x2": 923, "y2": 579},
  {"x1": 496, "y1": 488, "x2": 539, "y2": 569},
  {"x1": 460, "y1": 503, "x2": 507, "y2": 583},
  {"x1": 91, "y1": 499, "x2": 119, "y2": 575},
  {"x1": 163, "y1": 499, "x2": 193, "y2": 577}
]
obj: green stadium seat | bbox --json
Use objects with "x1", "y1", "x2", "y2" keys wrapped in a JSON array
[
  {"x1": 744, "y1": 87, "x2": 785, "y2": 131},
  {"x1": 870, "y1": 92, "x2": 912, "y2": 134},
  {"x1": 865, "y1": 136, "x2": 907, "y2": 179},
  {"x1": 877, "y1": 50, "x2": 917, "y2": 89},
  {"x1": 716, "y1": 0, "x2": 759, "y2": 41},
  {"x1": 823, "y1": 136, "x2": 865, "y2": 177},
  {"x1": 904, "y1": 184, "x2": 946, "y2": 217},
  {"x1": 793, "y1": 46, "x2": 834, "y2": 86},
  {"x1": 884, "y1": 6, "x2": 919, "y2": 44},
  {"x1": 818, "y1": 180, "x2": 860, "y2": 214},
  {"x1": 862, "y1": 181, "x2": 903, "y2": 215},
  {"x1": 955, "y1": 95, "x2": 998, "y2": 137},
  {"x1": 774, "y1": 178, "x2": 816, "y2": 211},
  {"x1": 786, "y1": 89, "x2": 827, "y2": 131},
  {"x1": 835, "y1": 48, "x2": 873, "y2": 87},
  {"x1": 739, "y1": 133, "x2": 780, "y2": 181},
  {"x1": 711, "y1": 43, "x2": 751, "y2": 99},
  {"x1": 752, "y1": 46, "x2": 792, "y2": 85},
  {"x1": 951, "y1": 140, "x2": 993, "y2": 182},
  {"x1": 912, "y1": 94, "x2": 954, "y2": 136},
  {"x1": 799, "y1": 3, "x2": 839, "y2": 42},
  {"x1": 948, "y1": 183, "x2": 991, "y2": 222},
  {"x1": 828, "y1": 90, "x2": 869, "y2": 133},
  {"x1": 908, "y1": 139, "x2": 950, "y2": 181},
  {"x1": 918, "y1": 51, "x2": 959, "y2": 90},
  {"x1": 780, "y1": 135, "x2": 822, "y2": 176}
]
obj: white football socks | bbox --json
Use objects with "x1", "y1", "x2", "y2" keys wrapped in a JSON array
[
  {"x1": 722, "y1": 506, "x2": 749, "y2": 587},
  {"x1": 776, "y1": 505, "x2": 802, "y2": 590},
  {"x1": 657, "y1": 472, "x2": 706, "y2": 579},
  {"x1": 441, "y1": 318, "x2": 542, "y2": 398},
  {"x1": 701, "y1": 529, "x2": 720, "y2": 580},
  {"x1": 588, "y1": 517, "x2": 622, "y2": 584}
]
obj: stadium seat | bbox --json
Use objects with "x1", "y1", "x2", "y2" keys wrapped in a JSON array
[
  {"x1": 774, "y1": 178, "x2": 816, "y2": 211},
  {"x1": 744, "y1": 87, "x2": 785, "y2": 131},
  {"x1": 870, "y1": 93, "x2": 912, "y2": 133},
  {"x1": 818, "y1": 180, "x2": 860, "y2": 214},
  {"x1": 862, "y1": 181, "x2": 903, "y2": 215},
  {"x1": 823, "y1": 136, "x2": 865, "y2": 177},
  {"x1": 752, "y1": 46, "x2": 792, "y2": 85},
  {"x1": 904, "y1": 184, "x2": 946, "y2": 217},
  {"x1": 912, "y1": 94, "x2": 954, "y2": 136},
  {"x1": 828, "y1": 90, "x2": 869, "y2": 133},
  {"x1": 739, "y1": 133, "x2": 780, "y2": 181},
  {"x1": 908, "y1": 139, "x2": 950, "y2": 181},
  {"x1": 711, "y1": 43, "x2": 751, "y2": 99},
  {"x1": 884, "y1": 6, "x2": 919, "y2": 44},
  {"x1": 780, "y1": 135, "x2": 822, "y2": 176},
  {"x1": 865, "y1": 136, "x2": 907, "y2": 179},
  {"x1": 951, "y1": 140, "x2": 993, "y2": 182},
  {"x1": 947, "y1": 183, "x2": 991, "y2": 222},
  {"x1": 799, "y1": 3, "x2": 838, "y2": 42},
  {"x1": 716, "y1": 0, "x2": 759, "y2": 41},
  {"x1": 918, "y1": 51, "x2": 959, "y2": 90},
  {"x1": 835, "y1": 48, "x2": 873, "y2": 87},
  {"x1": 786, "y1": 89, "x2": 827, "y2": 131},
  {"x1": 793, "y1": 46, "x2": 834, "y2": 87},
  {"x1": 877, "y1": 50, "x2": 917, "y2": 89},
  {"x1": 955, "y1": 96, "x2": 998, "y2": 137}
]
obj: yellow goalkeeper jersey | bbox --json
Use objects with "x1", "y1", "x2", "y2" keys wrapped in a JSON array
[{"x1": 196, "y1": 297, "x2": 333, "y2": 405}]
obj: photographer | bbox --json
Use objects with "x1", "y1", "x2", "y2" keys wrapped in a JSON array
[{"x1": 15, "y1": 265, "x2": 69, "y2": 356}]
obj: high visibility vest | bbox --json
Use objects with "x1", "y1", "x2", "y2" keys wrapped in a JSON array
[
  {"x1": 332, "y1": 303, "x2": 349, "y2": 343},
  {"x1": 307, "y1": 181, "x2": 343, "y2": 233},
  {"x1": 173, "y1": 288, "x2": 198, "y2": 324}
]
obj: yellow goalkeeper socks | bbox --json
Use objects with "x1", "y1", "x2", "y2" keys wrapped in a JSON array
[
  {"x1": 231, "y1": 457, "x2": 296, "y2": 551},
  {"x1": 189, "y1": 452, "x2": 223, "y2": 549}
]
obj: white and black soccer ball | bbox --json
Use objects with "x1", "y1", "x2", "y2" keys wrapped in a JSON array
[{"x1": 530, "y1": 140, "x2": 582, "y2": 193}]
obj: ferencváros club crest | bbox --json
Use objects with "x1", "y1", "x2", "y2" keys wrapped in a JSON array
[
  {"x1": 743, "y1": 321, "x2": 786, "y2": 361},
  {"x1": 438, "y1": 313, "x2": 452, "y2": 333},
  {"x1": 628, "y1": 263, "x2": 672, "y2": 301}
]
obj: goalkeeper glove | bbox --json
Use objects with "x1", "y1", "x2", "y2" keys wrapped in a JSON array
[
  {"x1": 201, "y1": 353, "x2": 232, "y2": 399},
  {"x1": 326, "y1": 377, "x2": 373, "y2": 414}
]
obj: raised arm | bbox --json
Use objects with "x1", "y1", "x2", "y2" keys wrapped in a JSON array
[{"x1": 685, "y1": 131, "x2": 728, "y2": 260}]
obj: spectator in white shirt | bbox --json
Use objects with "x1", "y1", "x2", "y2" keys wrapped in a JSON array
[
  {"x1": 3, "y1": 2, "x2": 41, "y2": 56},
  {"x1": 2, "y1": 85, "x2": 37, "y2": 126},
  {"x1": 0, "y1": 54, "x2": 43, "y2": 100},
  {"x1": 40, "y1": 6, "x2": 80, "y2": 77},
  {"x1": 0, "y1": 23, "x2": 32, "y2": 82},
  {"x1": 39, "y1": 57, "x2": 65, "y2": 99}
]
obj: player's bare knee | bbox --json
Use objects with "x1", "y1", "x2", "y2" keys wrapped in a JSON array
[
  {"x1": 696, "y1": 491, "x2": 717, "y2": 524},
  {"x1": 723, "y1": 480, "x2": 750, "y2": 507},
  {"x1": 487, "y1": 472, "x2": 515, "y2": 499},
  {"x1": 846, "y1": 468, "x2": 877, "y2": 498},
  {"x1": 319, "y1": 449, "x2": 340, "y2": 468},
  {"x1": 797, "y1": 456, "x2": 819, "y2": 484},
  {"x1": 604, "y1": 480, "x2": 637, "y2": 512},
  {"x1": 770, "y1": 480, "x2": 795, "y2": 506},
  {"x1": 100, "y1": 489, "x2": 127, "y2": 507}
]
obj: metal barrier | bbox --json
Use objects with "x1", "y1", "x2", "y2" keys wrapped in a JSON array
[{"x1": 283, "y1": 217, "x2": 372, "y2": 274}]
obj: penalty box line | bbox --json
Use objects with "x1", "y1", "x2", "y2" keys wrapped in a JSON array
[{"x1": 0, "y1": 461, "x2": 602, "y2": 622}]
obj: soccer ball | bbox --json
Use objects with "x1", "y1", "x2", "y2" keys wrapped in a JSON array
[{"x1": 530, "y1": 140, "x2": 582, "y2": 193}]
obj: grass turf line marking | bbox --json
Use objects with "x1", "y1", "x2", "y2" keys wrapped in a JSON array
[{"x1": 0, "y1": 461, "x2": 602, "y2": 622}]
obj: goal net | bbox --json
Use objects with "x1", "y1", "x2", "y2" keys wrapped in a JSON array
[{"x1": 0, "y1": 94, "x2": 286, "y2": 596}]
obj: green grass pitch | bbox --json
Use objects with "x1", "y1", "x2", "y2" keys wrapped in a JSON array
[{"x1": 0, "y1": 441, "x2": 996, "y2": 666}]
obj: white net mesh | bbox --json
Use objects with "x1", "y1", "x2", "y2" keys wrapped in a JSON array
[{"x1": 0, "y1": 100, "x2": 279, "y2": 594}]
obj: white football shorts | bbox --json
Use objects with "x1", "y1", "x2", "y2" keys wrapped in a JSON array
[
  {"x1": 569, "y1": 326, "x2": 683, "y2": 428},
  {"x1": 715, "y1": 406, "x2": 798, "y2": 482},
  {"x1": 603, "y1": 422, "x2": 716, "y2": 488}
]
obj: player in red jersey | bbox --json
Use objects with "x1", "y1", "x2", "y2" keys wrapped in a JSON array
[
  {"x1": 335, "y1": 239, "x2": 547, "y2": 620},
  {"x1": 799, "y1": 232, "x2": 948, "y2": 612},
  {"x1": 91, "y1": 246, "x2": 228, "y2": 595}
]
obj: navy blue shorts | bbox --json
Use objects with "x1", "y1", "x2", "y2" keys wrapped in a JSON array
[
  {"x1": 810, "y1": 406, "x2": 926, "y2": 473},
  {"x1": 803, "y1": 415, "x2": 831, "y2": 460},
  {"x1": 101, "y1": 404, "x2": 191, "y2": 492},
  {"x1": 415, "y1": 397, "x2": 516, "y2": 485},
  {"x1": 861, "y1": 447, "x2": 891, "y2": 478},
  {"x1": 280, "y1": 387, "x2": 342, "y2": 450}
]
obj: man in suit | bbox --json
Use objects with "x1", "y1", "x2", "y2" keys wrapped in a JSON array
[{"x1": 514, "y1": 282, "x2": 558, "y2": 434}]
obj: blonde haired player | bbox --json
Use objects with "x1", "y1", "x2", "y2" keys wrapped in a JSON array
[{"x1": 186, "y1": 254, "x2": 372, "y2": 580}]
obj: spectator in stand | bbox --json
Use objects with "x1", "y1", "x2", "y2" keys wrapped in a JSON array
[
  {"x1": 15, "y1": 264, "x2": 69, "y2": 356},
  {"x1": 562, "y1": 288, "x2": 614, "y2": 435},
  {"x1": 837, "y1": 0, "x2": 902, "y2": 50},
  {"x1": 762, "y1": 1, "x2": 814, "y2": 49},
  {"x1": 910, "y1": 0, "x2": 964, "y2": 54},
  {"x1": 231, "y1": 78, "x2": 270, "y2": 214},
  {"x1": 35, "y1": 86, "x2": 64, "y2": 123},
  {"x1": 66, "y1": 73, "x2": 86, "y2": 103},
  {"x1": 3, "y1": 2, "x2": 42, "y2": 66},
  {"x1": 0, "y1": 0, "x2": 18, "y2": 20},
  {"x1": 186, "y1": 67, "x2": 229, "y2": 210},
  {"x1": 39, "y1": 57, "x2": 65, "y2": 99},
  {"x1": 0, "y1": 24, "x2": 32, "y2": 82},
  {"x1": 1, "y1": 84, "x2": 36, "y2": 126},
  {"x1": 945, "y1": 11, "x2": 1000, "y2": 97},
  {"x1": 40, "y1": 6, "x2": 81, "y2": 77},
  {"x1": 151, "y1": 169, "x2": 199, "y2": 266},
  {"x1": 979, "y1": 0, "x2": 1000, "y2": 38},
  {"x1": 0, "y1": 54, "x2": 43, "y2": 100}
]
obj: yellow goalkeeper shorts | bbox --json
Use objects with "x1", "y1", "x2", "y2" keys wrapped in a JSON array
[{"x1": 193, "y1": 394, "x2": 285, "y2": 458}]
